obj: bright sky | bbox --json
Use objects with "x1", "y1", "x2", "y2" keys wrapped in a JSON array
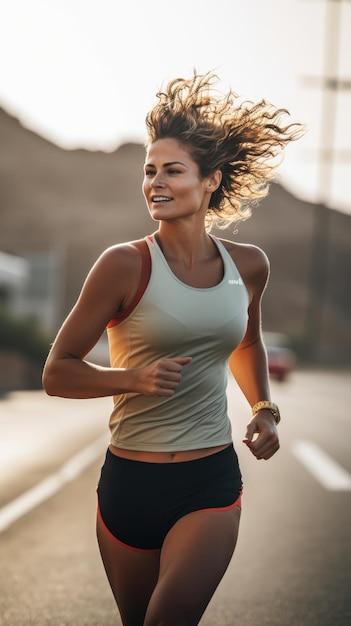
[{"x1": 1, "y1": 0, "x2": 350, "y2": 214}]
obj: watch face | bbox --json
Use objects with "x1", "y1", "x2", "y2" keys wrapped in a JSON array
[{"x1": 272, "y1": 410, "x2": 280, "y2": 423}]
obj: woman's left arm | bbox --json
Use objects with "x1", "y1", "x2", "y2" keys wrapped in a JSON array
[{"x1": 228, "y1": 244, "x2": 280, "y2": 460}]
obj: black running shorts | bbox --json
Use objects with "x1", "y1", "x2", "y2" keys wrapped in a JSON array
[{"x1": 97, "y1": 443, "x2": 243, "y2": 551}]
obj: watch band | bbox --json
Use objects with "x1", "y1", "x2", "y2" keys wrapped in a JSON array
[{"x1": 251, "y1": 401, "x2": 281, "y2": 425}]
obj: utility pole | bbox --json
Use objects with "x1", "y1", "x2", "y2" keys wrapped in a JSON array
[{"x1": 302, "y1": 0, "x2": 351, "y2": 363}]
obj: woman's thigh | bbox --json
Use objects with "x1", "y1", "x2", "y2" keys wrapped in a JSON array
[
  {"x1": 144, "y1": 506, "x2": 241, "y2": 626},
  {"x1": 96, "y1": 513, "x2": 161, "y2": 626}
]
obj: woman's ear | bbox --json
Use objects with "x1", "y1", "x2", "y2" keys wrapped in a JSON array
[{"x1": 207, "y1": 170, "x2": 222, "y2": 192}]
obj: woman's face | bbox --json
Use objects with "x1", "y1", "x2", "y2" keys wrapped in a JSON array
[{"x1": 142, "y1": 138, "x2": 211, "y2": 223}]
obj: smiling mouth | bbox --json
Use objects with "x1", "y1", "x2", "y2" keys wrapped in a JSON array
[{"x1": 151, "y1": 196, "x2": 172, "y2": 203}]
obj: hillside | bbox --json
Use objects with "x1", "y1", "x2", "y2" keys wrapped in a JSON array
[{"x1": 1, "y1": 106, "x2": 350, "y2": 366}]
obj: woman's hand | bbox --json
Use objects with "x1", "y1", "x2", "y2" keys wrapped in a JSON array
[
  {"x1": 243, "y1": 410, "x2": 280, "y2": 460},
  {"x1": 134, "y1": 357, "x2": 192, "y2": 397}
]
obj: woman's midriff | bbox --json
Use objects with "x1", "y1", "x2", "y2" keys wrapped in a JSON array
[{"x1": 108, "y1": 443, "x2": 232, "y2": 463}]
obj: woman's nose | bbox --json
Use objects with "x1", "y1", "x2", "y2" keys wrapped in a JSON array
[{"x1": 150, "y1": 172, "x2": 165, "y2": 187}]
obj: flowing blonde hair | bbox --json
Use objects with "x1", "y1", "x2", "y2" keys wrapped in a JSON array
[{"x1": 145, "y1": 70, "x2": 305, "y2": 229}]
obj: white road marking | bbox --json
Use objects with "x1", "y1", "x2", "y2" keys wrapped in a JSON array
[
  {"x1": 0, "y1": 434, "x2": 108, "y2": 533},
  {"x1": 292, "y1": 440, "x2": 351, "y2": 491}
]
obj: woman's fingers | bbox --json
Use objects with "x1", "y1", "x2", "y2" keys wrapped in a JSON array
[{"x1": 138, "y1": 357, "x2": 192, "y2": 396}]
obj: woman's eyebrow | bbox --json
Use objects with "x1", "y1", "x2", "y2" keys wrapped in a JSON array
[{"x1": 144, "y1": 160, "x2": 187, "y2": 168}]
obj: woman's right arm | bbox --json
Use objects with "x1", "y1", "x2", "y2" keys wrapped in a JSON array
[
  {"x1": 42, "y1": 243, "x2": 191, "y2": 399},
  {"x1": 42, "y1": 244, "x2": 138, "y2": 398}
]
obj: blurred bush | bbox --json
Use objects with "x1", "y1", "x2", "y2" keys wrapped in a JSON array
[{"x1": 0, "y1": 306, "x2": 51, "y2": 393}]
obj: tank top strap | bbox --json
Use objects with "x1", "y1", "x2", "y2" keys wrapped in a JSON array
[{"x1": 107, "y1": 239, "x2": 151, "y2": 328}]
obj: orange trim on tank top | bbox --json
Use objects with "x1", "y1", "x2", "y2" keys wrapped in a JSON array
[{"x1": 107, "y1": 240, "x2": 151, "y2": 328}]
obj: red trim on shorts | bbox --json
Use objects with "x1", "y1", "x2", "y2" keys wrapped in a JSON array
[
  {"x1": 107, "y1": 240, "x2": 151, "y2": 328},
  {"x1": 96, "y1": 488, "x2": 242, "y2": 552},
  {"x1": 191, "y1": 490, "x2": 242, "y2": 515}
]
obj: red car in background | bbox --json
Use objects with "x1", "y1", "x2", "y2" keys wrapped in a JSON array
[{"x1": 263, "y1": 332, "x2": 296, "y2": 382}]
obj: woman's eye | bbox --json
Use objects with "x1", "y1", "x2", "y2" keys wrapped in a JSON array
[{"x1": 144, "y1": 168, "x2": 180, "y2": 177}]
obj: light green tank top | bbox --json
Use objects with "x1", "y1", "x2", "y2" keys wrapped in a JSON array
[{"x1": 107, "y1": 234, "x2": 249, "y2": 451}]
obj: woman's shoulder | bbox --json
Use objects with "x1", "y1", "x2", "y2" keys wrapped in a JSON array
[
  {"x1": 97, "y1": 238, "x2": 148, "y2": 270},
  {"x1": 86, "y1": 239, "x2": 148, "y2": 296},
  {"x1": 87, "y1": 238, "x2": 149, "y2": 314},
  {"x1": 216, "y1": 236, "x2": 270, "y2": 298},
  {"x1": 217, "y1": 237, "x2": 269, "y2": 272}
]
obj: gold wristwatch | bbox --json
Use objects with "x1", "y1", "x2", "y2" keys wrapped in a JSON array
[{"x1": 251, "y1": 401, "x2": 281, "y2": 425}]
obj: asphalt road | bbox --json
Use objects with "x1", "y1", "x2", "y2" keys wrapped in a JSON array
[{"x1": 0, "y1": 369, "x2": 350, "y2": 625}]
